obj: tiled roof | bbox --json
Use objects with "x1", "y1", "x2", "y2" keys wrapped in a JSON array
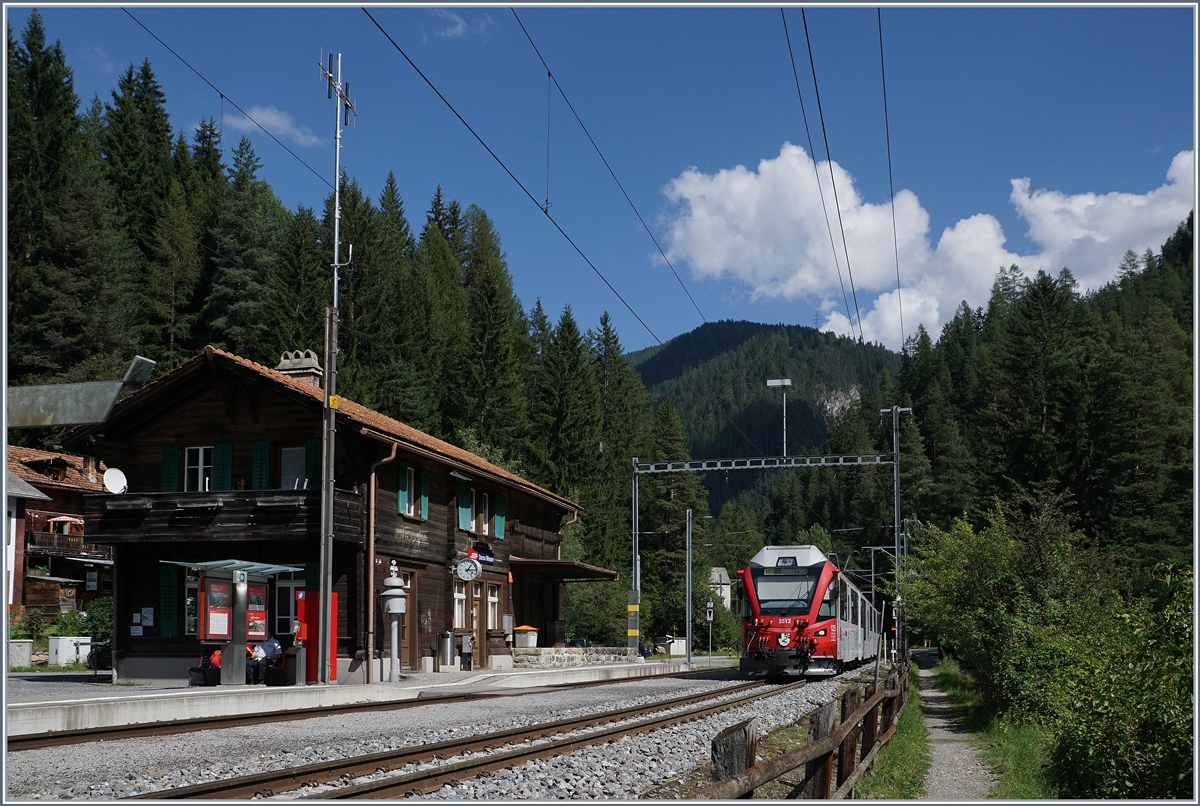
[
  {"x1": 98, "y1": 347, "x2": 580, "y2": 513},
  {"x1": 7, "y1": 444, "x2": 105, "y2": 494}
]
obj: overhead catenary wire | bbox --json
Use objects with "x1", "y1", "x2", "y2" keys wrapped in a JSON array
[
  {"x1": 121, "y1": 8, "x2": 333, "y2": 193},
  {"x1": 877, "y1": 8, "x2": 905, "y2": 348},
  {"x1": 510, "y1": 8, "x2": 767, "y2": 458},
  {"x1": 363, "y1": 8, "x2": 772, "y2": 462},
  {"x1": 800, "y1": 8, "x2": 866, "y2": 345},
  {"x1": 779, "y1": 8, "x2": 855, "y2": 344}
]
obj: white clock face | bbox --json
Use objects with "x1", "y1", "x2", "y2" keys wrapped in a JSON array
[{"x1": 456, "y1": 558, "x2": 482, "y2": 581}]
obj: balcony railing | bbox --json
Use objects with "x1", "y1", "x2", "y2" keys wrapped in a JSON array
[
  {"x1": 23, "y1": 531, "x2": 112, "y2": 559},
  {"x1": 83, "y1": 488, "x2": 363, "y2": 544}
]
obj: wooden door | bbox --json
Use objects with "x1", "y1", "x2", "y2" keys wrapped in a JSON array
[{"x1": 472, "y1": 581, "x2": 485, "y2": 667}]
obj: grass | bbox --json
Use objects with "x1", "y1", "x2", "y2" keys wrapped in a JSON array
[
  {"x1": 933, "y1": 658, "x2": 1059, "y2": 799},
  {"x1": 855, "y1": 663, "x2": 931, "y2": 799}
]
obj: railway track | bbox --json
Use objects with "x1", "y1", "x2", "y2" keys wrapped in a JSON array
[
  {"x1": 9, "y1": 669, "x2": 728, "y2": 752},
  {"x1": 124, "y1": 679, "x2": 804, "y2": 800}
]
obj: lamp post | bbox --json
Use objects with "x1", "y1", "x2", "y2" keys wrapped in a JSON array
[{"x1": 767, "y1": 379, "x2": 792, "y2": 456}]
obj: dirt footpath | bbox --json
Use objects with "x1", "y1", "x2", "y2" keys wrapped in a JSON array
[{"x1": 912, "y1": 649, "x2": 997, "y2": 800}]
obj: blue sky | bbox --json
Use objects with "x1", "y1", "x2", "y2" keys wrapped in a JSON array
[{"x1": 8, "y1": 5, "x2": 1195, "y2": 352}]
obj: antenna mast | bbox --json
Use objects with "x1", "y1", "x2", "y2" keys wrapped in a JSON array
[{"x1": 317, "y1": 52, "x2": 355, "y2": 686}]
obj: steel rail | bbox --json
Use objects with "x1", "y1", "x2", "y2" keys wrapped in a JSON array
[
  {"x1": 10, "y1": 669, "x2": 723, "y2": 752},
  {"x1": 124, "y1": 681, "x2": 791, "y2": 800},
  {"x1": 311, "y1": 679, "x2": 807, "y2": 800}
]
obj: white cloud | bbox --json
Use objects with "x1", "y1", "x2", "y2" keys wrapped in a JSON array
[
  {"x1": 428, "y1": 9, "x2": 494, "y2": 40},
  {"x1": 662, "y1": 145, "x2": 1194, "y2": 350},
  {"x1": 225, "y1": 106, "x2": 322, "y2": 148}
]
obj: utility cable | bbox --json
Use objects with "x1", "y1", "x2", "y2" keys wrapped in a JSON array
[
  {"x1": 121, "y1": 8, "x2": 333, "y2": 192},
  {"x1": 779, "y1": 9, "x2": 855, "y2": 341},
  {"x1": 800, "y1": 8, "x2": 865, "y2": 344},
  {"x1": 364, "y1": 8, "x2": 767, "y2": 461},
  {"x1": 878, "y1": 8, "x2": 905, "y2": 348},
  {"x1": 510, "y1": 8, "x2": 766, "y2": 458},
  {"x1": 543, "y1": 70, "x2": 552, "y2": 213}
]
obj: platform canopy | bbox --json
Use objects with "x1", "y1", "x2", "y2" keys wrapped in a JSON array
[
  {"x1": 508, "y1": 557, "x2": 618, "y2": 582},
  {"x1": 160, "y1": 559, "x2": 303, "y2": 578}
]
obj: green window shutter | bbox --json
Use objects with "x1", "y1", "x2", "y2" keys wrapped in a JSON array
[
  {"x1": 160, "y1": 564, "x2": 179, "y2": 638},
  {"x1": 161, "y1": 445, "x2": 179, "y2": 492},
  {"x1": 306, "y1": 438, "x2": 322, "y2": 490},
  {"x1": 397, "y1": 465, "x2": 410, "y2": 515},
  {"x1": 457, "y1": 483, "x2": 472, "y2": 531},
  {"x1": 495, "y1": 495, "x2": 506, "y2": 539},
  {"x1": 212, "y1": 442, "x2": 233, "y2": 491},
  {"x1": 252, "y1": 440, "x2": 271, "y2": 490},
  {"x1": 420, "y1": 471, "x2": 429, "y2": 520}
]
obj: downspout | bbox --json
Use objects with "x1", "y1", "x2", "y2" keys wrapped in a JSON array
[
  {"x1": 367, "y1": 442, "x2": 399, "y2": 684},
  {"x1": 559, "y1": 510, "x2": 580, "y2": 559}
]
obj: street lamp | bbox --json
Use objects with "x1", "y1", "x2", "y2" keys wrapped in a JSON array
[{"x1": 766, "y1": 379, "x2": 792, "y2": 457}]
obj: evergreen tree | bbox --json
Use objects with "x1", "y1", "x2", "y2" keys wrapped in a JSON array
[
  {"x1": 143, "y1": 177, "x2": 201, "y2": 368},
  {"x1": 267, "y1": 204, "x2": 328, "y2": 360},
  {"x1": 203, "y1": 136, "x2": 287, "y2": 361},
  {"x1": 529, "y1": 306, "x2": 601, "y2": 493},
  {"x1": 456, "y1": 207, "x2": 526, "y2": 450}
]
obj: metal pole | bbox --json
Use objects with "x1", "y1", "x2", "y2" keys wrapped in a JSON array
[
  {"x1": 685, "y1": 508, "x2": 692, "y2": 666},
  {"x1": 892, "y1": 405, "x2": 901, "y2": 654},
  {"x1": 318, "y1": 53, "x2": 350, "y2": 685},
  {"x1": 782, "y1": 390, "x2": 787, "y2": 458},
  {"x1": 629, "y1": 458, "x2": 639, "y2": 651}
]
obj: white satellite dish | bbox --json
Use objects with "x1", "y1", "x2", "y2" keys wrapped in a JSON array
[{"x1": 103, "y1": 467, "x2": 127, "y2": 495}]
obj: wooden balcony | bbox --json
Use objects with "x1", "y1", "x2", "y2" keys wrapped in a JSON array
[
  {"x1": 23, "y1": 531, "x2": 113, "y2": 560},
  {"x1": 82, "y1": 489, "x2": 364, "y2": 545}
]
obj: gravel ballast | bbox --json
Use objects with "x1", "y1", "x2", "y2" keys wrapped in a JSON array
[{"x1": 6, "y1": 670, "x2": 864, "y2": 800}]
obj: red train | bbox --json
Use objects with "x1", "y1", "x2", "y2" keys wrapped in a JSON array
[{"x1": 737, "y1": 545, "x2": 880, "y2": 676}]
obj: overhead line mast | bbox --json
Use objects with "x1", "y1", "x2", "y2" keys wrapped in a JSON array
[{"x1": 317, "y1": 52, "x2": 356, "y2": 686}]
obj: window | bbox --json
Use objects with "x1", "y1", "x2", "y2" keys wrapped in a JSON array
[
  {"x1": 275, "y1": 571, "x2": 304, "y2": 636},
  {"x1": 481, "y1": 493, "x2": 490, "y2": 535},
  {"x1": 487, "y1": 584, "x2": 500, "y2": 630},
  {"x1": 457, "y1": 484, "x2": 478, "y2": 532},
  {"x1": 453, "y1": 581, "x2": 467, "y2": 629},
  {"x1": 185, "y1": 446, "x2": 214, "y2": 491},
  {"x1": 280, "y1": 447, "x2": 307, "y2": 490},
  {"x1": 184, "y1": 577, "x2": 199, "y2": 635},
  {"x1": 399, "y1": 466, "x2": 416, "y2": 518}
]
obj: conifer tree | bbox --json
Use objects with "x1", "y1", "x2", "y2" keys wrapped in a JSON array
[
  {"x1": 144, "y1": 177, "x2": 201, "y2": 368},
  {"x1": 203, "y1": 136, "x2": 287, "y2": 362}
]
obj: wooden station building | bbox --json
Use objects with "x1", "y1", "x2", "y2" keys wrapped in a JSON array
[{"x1": 63, "y1": 347, "x2": 615, "y2": 682}]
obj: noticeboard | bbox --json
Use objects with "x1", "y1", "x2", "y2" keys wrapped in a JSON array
[
  {"x1": 247, "y1": 583, "x2": 267, "y2": 639},
  {"x1": 200, "y1": 578, "x2": 232, "y2": 641}
]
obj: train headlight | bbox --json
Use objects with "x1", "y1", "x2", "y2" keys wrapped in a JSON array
[
  {"x1": 814, "y1": 628, "x2": 827, "y2": 637},
  {"x1": 777, "y1": 632, "x2": 792, "y2": 648}
]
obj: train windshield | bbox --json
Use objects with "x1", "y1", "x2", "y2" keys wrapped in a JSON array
[{"x1": 751, "y1": 563, "x2": 824, "y2": 615}]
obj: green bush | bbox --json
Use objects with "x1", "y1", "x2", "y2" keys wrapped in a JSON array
[
  {"x1": 83, "y1": 596, "x2": 114, "y2": 641},
  {"x1": 12, "y1": 609, "x2": 47, "y2": 642},
  {"x1": 1048, "y1": 567, "x2": 1193, "y2": 798},
  {"x1": 53, "y1": 609, "x2": 90, "y2": 637}
]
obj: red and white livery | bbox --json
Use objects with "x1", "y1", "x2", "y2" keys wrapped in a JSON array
[{"x1": 737, "y1": 545, "x2": 880, "y2": 676}]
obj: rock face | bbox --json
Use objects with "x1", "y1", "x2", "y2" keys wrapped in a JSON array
[{"x1": 512, "y1": 646, "x2": 640, "y2": 668}]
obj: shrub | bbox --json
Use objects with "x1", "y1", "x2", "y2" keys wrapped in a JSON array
[
  {"x1": 14, "y1": 609, "x2": 47, "y2": 642},
  {"x1": 53, "y1": 609, "x2": 90, "y2": 638},
  {"x1": 84, "y1": 596, "x2": 114, "y2": 642}
]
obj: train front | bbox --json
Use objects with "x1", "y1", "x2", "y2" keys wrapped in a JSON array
[{"x1": 736, "y1": 545, "x2": 828, "y2": 676}]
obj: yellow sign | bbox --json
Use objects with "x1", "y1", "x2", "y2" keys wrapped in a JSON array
[{"x1": 329, "y1": 395, "x2": 339, "y2": 410}]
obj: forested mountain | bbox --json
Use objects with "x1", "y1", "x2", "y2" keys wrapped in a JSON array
[{"x1": 627, "y1": 321, "x2": 899, "y2": 513}]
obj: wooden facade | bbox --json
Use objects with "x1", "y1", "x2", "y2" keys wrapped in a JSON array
[
  {"x1": 64, "y1": 347, "x2": 606, "y2": 682},
  {"x1": 7, "y1": 445, "x2": 113, "y2": 611}
]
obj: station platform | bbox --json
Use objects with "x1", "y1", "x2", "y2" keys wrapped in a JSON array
[{"x1": 6, "y1": 656, "x2": 739, "y2": 739}]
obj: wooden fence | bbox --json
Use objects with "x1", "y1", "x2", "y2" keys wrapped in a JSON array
[{"x1": 699, "y1": 655, "x2": 912, "y2": 799}]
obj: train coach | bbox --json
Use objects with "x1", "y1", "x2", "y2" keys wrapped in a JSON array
[{"x1": 736, "y1": 545, "x2": 880, "y2": 677}]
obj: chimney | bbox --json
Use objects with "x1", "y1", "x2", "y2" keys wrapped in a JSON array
[
  {"x1": 81, "y1": 455, "x2": 98, "y2": 482},
  {"x1": 275, "y1": 350, "x2": 324, "y2": 388}
]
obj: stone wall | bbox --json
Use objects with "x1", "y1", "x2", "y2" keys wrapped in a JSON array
[{"x1": 512, "y1": 646, "x2": 640, "y2": 669}]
